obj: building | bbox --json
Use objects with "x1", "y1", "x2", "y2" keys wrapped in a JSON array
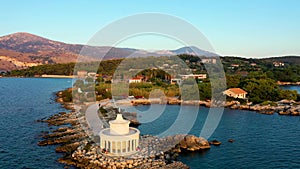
[
  {"x1": 230, "y1": 64, "x2": 240, "y2": 67},
  {"x1": 223, "y1": 88, "x2": 247, "y2": 99},
  {"x1": 201, "y1": 58, "x2": 217, "y2": 64},
  {"x1": 129, "y1": 77, "x2": 142, "y2": 83},
  {"x1": 273, "y1": 62, "x2": 284, "y2": 67},
  {"x1": 180, "y1": 74, "x2": 207, "y2": 79},
  {"x1": 99, "y1": 114, "x2": 140, "y2": 156},
  {"x1": 170, "y1": 78, "x2": 182, "y2": 85}
]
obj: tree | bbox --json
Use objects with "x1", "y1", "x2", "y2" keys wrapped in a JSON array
[
  {"x1": 239, "y1": 77, "x2": 279, "y2": 103},
  {"x1": 278, "y1": 89, "x2": 298, "y2": 100}
]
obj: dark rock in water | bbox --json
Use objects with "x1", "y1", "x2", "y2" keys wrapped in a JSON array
[
  {"x1": 228, "y1": 139, "x2": 235, "y2": 143},
  {"x1": 55, "y1": 142, "x2": 81, "y2": 153},
  {"x1": 291, "y1": 110, "x2": 300, "y2": 116},
  {"x1": 259, "y1": 110, "x2": 274, "y2": 115},
  {"x1": 129, "y1": 121, "x2": 141, "y2": 127},
  {"x1": 178, "y1": 135, "x2": 210, "y2": 151},
  {"x1": 209, "y1": 140, "x2": 221, "y2": 146},
  {"x1": 123, "y1": 112, "x2": 141, "y2": 127},
  {"x1": 279, "y1": 110, "x2": 291, "y2": 115}
]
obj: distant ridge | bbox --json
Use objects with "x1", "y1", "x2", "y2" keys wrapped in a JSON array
[
  {"x1": 261, "y1": 56, "x2": 300, "y2": 65},
  {"x1": 0, "y1": 32, "x2": 217, "y2": 71},
  {"x1": 1, "y1": 32, "x2": 298, "y2": 71}
]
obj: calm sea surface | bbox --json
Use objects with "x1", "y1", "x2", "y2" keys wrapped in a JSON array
[
  {"x1": 1, "y1": 78, "x2": 300, "y2": 169},
  {"x1": 0, "y1": 78, "x2": 72, "y2": 169},
  {"x1": 126, "y1": 85, "x2": 300, "y2": 169}
]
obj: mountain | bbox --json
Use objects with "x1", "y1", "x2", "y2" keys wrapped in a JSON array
[
  {"x1": 170, "y1": 46, "x2": 216, "y2": 56},
  {"x1": 0, "y1": 32, "x2": 77, "y2": 53},
  {"x1": 0, "y1": 32, "x2": 215, "y2": 71}
]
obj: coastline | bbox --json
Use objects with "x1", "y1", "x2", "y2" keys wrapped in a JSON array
[
  {"x1": 122, "y1": 98, "x2": 300, "y2": 116},
  {"x1": 38, "y1": 87, "x2": 300, "y2": 168},
  {"x1": 2, "y1": 75, "x2": 76, "y2": 78},
  {"x1": 277, "y1": 81, "x2": 300, "y2": 86},
  {"x1": 40, "y1": 74, "x2": 76, "y2": 78},
  {"x1": 38, "y1": 91, "x2": 213, "y2": 169}
]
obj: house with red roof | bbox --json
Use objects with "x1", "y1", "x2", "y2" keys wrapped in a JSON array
[
  {"x1": 129, "y1": 77, "x2": 142, "y2": 83},
  {"x1": 223, "y1": 88, "x2": 247, "y2": 99}
]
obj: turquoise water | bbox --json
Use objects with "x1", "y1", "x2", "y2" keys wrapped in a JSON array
[
  {"x1": 126, "y1": 85, "x2": 300, "y2": 169},
  {"x1": 0, "y1": 78, "x2": 72, "y2": 169},
  {"x1": 1, "y1": 78, "x2": 300, "y2": 169},
  {"x1": 281, "y1": 85, "x2": 300, "y2": 93}
]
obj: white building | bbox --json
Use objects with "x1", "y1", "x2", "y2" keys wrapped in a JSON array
[
  {"x1": 170, "y1": 78, "x2": 182, "y2": 85},
  {"x1": 129, "y1": 77, "x2": 142, "y2": 83},
  {"x1": 201, "y1": 58, "x2": 217, "y2": 64},
  {"x1": 223, "y1": 88, "x2": 247, "y2": 99},
  {"x1": 273, "y1": 62, "x2": 285, "y2": 67},
  {"x1": 99, "y1": 114, "x2": 140, "y2": 156},
  {"x1": 180, "y1": 74, "x2": 207, "y2": 79}
]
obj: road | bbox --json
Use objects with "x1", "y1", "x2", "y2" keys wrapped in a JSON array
[{"x1": 84, "y1": 100, "x2": 111, "y2": 136}]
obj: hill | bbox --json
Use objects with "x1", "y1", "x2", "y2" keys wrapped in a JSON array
[
  {"x1": 0, "y1": 32, "x2": 216, "y2": 71},
  {"x1": 0, "y1": 32, "x2": 137, "y2": 71},
  {"x1": 261, "y1": 56, "x2": 300, "y2": 65}
]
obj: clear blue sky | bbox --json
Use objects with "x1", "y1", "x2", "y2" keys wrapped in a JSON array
[{"x1": 1, "y1": 0, "x2": 300, "y2": 57}]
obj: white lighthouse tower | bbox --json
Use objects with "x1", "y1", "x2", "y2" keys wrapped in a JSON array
[{"x1": 99, "y1": 114, "x2": 140, "y2": 155}]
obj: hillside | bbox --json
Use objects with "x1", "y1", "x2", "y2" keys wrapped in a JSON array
[
  {"x1": 261, "y1": 56, "x2": 300, "y2": 65},
  {"x1": 2, "y1": 32, "x2": 299, "y2": 72},
  {"x1": 0, "y1": 32, "x2": 217, "y2": 71},
  {"x1": 0, "y1": 32, "x2": 136, "y2": 71}
]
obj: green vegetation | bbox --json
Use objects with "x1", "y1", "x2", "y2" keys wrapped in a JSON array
[
  {"x1": 8, "y1": 63, "x2": 76, "y2": 76},
  {"x1": 6, "y1": 55, "x2": 300, "y2": 104},
  {"x1": 261, "y1": 101, "x2": 278, "y2": 106},
  {"x1": 61, "y1": 89, "x2": 73, "y2": 102},
  {"x1": 95, "y1": 84, "x2": 112, "y2": 100},
  {"x1": 129, "y1": 82, "x2": 180, "y2": 98},
  {"x1": 7, "y1": 59, "x2": 123, "y2": 77},
  {"x1": 222, "y1": 56, "x2": 300, "y2": 82}
]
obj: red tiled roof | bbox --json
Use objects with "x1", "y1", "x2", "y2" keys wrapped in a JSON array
[
  {"x1": 228, "y1": 88, "x2": 247, "y2": 94},
  {"x1": 130, "y1": 77, "x2": 142, "y2": 80}
]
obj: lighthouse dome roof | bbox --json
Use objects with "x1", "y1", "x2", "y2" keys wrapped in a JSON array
[{"x1": 109, "y1": 114, "x2": 129, "y2": 124}]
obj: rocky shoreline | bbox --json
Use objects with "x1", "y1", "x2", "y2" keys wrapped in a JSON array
[
  {"x1": 39, "y1": 90, "x2": 300, "y2": 168},
  {"x1": 38, "y1": 92, "x2": 212, "y2": 169},
  {"x1": 227, "y1": 100, "x2": 300, "y2": 116},
  {"x1": 277, "y1": 81, "x2": 300, "y2": 86},
  {"x1": 128, "y1": 98, "x2": 300, "y2": 116}
]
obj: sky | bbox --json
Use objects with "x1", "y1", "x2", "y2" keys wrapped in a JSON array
[{"x1": 1, "y1": 0, "x2": 300, "y2": 58}]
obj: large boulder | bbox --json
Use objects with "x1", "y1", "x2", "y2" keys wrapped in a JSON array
[
  {"x1": 178, "y1": 135, "x2": 210, "y2": 151},
  {"x1": 278, "y1": 110, "x2": 291, "y2": 115}
]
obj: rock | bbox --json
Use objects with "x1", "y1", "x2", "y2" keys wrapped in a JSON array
[
  {"x1": 279, "y1": 111, "x2": 290, "y2": 115},
  {"x1": 131, "y1": 100, "x2": 151, "y2": 106},
  {"x1": 167, "y1": 98, "x2": 181, "y2": 105},
  {"x1": 178, "y1": 135, "x2": 210, "y2": 151},
  {"x1": 161, "y1": 161, "x2": 189, "y2": 169},
  {"x1": 228, "y1": 139, "x2": 235, "y2": 143},
  {"x1": 199, "y1": 100, "x2": 211, "y2": 107},
  {"x1": 55, "y1": 142, "x2": 81, "y2": 153},
  {"x1": 127, "y1": 159, "x2": 134, "y2": 164},
  {"x1": 278, "y1": 99, "x2": 295, "y2": 105},
  {"x1": 122, "y1": 112, "x2": 141, "y2": 127},
  {"x1": 209, "y1": 140, "x2": 221, "y2": 146},
  {"x1": 259, "y1": 110, "x2": 274, "y2": 115}
]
